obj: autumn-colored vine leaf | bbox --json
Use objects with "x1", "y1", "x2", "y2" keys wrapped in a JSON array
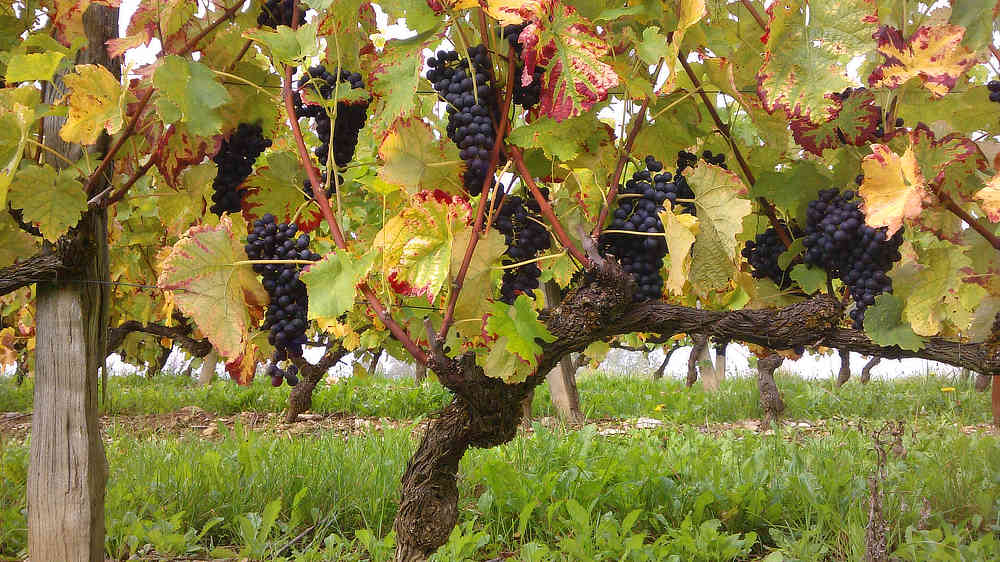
[
  {"x1": 868, "y1": 25, "x2": 978, "y2": 98},
  {"x1": 686, "y1": 164, "x2": 752, "y2": 295},
  {"x1": 483, "y1": 294, "x2": 555, "y2": 380},
  {"x1": 7, "y1": 164, "x2": 87, "y2": 241},
  {"x1": 367, "y1": 36, "x2": 429, "y2": 140},
  {"x1": 5, "y1": 52, "x2": 65, "y2": 83},
  {"x1": 450, "y1": 227, "x2": 506, "y2": 340},
  {"x1": 757, "y1": 0, "x2": 876, "y2": 123},
  {"x1": 891, "y1": 235, "x2": 979, "y2": 337},
  {"x1": 59, "y1": 64, "x2": 134, "y2": 145},
  {"x1": 428, "y1": 0, "x2": 538, "y2": 26},
  {"x1": 157, "y1": 162, "x2": 215, "y2": 236},
  {"x1": 0, "y1": 87, "x2": 38, "y2": 207},
  {"x1": 863, "y1": 293, "x2": 925, "y2": 351},
  {"x1": 157, "y1": 216, "x2": 268, "y2": 361},
  {"x1": 243, "y1": 150, "x2": 322, "y2": 233},
  {"x1": 790, "y1": 88, "x2": 881, "y2": 155},
  {"x1": 154, "y1": 55, "x2": 231, "y2": 138},
  {"x1": 373, "y1": 190, "x2": 472, "y2": 302},
  {"x1": 378, "y1": 118, "x2": 463, "y2": 194},
  {"x1": 516, "y1": 1, "x2": 618, "y2": 121},
  {"x1": 859, "y1": 144, "x2": 928, "y2": 237},
  {"x1": 906, "y1": 125, "x2": 987, "y2": 196},
  {"x1": 154, "y1": 123, "x2": 222, "y2": 189},
  {"x1": 975, "y1": 172, "x2": 1000, "y2": 221},
  {"x1": 107, "y1": 0, "x2": 197, "y2": 57},
  {"x1": 300, "y1": 250, "x2": 376, "y2": 321},
  {"x1": 660, "y1": 209, "x2": 697, "y2": 295}
]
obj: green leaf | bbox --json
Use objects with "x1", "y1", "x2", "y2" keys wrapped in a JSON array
[
  {"x1": 243, "y1": 22, "x2": 321, "y2": 63},
  {"x1": 157, "y1": 163, "x2": 216, "y2": 237},
  {"x1": 450, "y1": 227, "x2": 505, "y2": 339},
  {"x1": 789, "y1": 264, "x2": 827, "y2": 295},
  {"x1": 377, "y1": 119, "x2": 463, "y2": 194},
  {"x1": 484, "y1": 295, "x2": 555, "y2": 374},
  {"x1": 8, "y1": 164, "x2": 87, "y2": 241},
  {"x1": 301, "y1": 250, "x2": 376, "y2": 320},
  {"x1": 507, "y1": 113, "x2": 610, "y2": 162},
  {"x1": 637, "y1": 27, "x2": 671, "y2": 66},
  {"x1": 948, "y1": 0, "x2": 995, "y2": 51},
  {"x1": 0, "y1": 88, "x2": 37, "y2": 207},
  {"x1": 157, "y1": 217, "x2": 269, "y2": 360},
  {"x1": 863, "y1": 294, "x2": 925, "y2": 351},
  {"x1": 59, "y1": 64, "x2": 134, "y2": 145},
  {"x1": 686, "y1": 164, "x2": 752, "y2": 295},
  {"x1": 891, "y1": 235, "x2": 980, "y2": 337},
  {"x1": 5, "y1": 52, "x2": 65, "y2": 82},
  {"x1": 368, "y1": 35, "x2": 431, "y2": 139},
  {"x1": 751, "y1": 160, "x2": 828, "y2": 220},
  {"x1": 0, "y1": 211, "x2": 40, "y2": 268},
  {"x1": 154, "y1": 55, "x2": 231, "y2": 137}
]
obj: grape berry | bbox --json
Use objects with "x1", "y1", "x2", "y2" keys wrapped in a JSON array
[
  {"x1": 245, "y1": 213, "x2": 321, "y2": 386},
  {"x1": 742, "y1": 222, "x2": 802, "y2": 289},
  {"x1": 257, "y1": 0, "x2": 306, "y2": 28},
  {"x1": 210, "y1": 123, "x2": 272, "y2": 216},
  {"x1": 989, "y1": 80, "x2": 1000, "y2": 103},
  {"x1": 426, "y1": 46, "x2": 499, "y2": 195},
  {"x1": 492, "y1": 191, "x2": 552, "y2": 304},
  {"x1": 296, "y1": 65, "x2": 369, "y2": 169}
]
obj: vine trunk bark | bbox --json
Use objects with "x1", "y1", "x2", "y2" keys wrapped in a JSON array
[
  {"x1": 686, "y1": 334, "x2": 708, "y2": 387},
  {"x1": 652, "y1": 344, "x2": 679, "y2": 380},
  {"x1": 837, "y1": 348, "x2": 852, "y2": 386},
  {"x1": 756, "y1": 354, "x2": 785, "y2": 426},
  {"x1": 27, "y1": 6, "x2": 117, "y2": 560},
  {"x1": 542, "y1": 280, "x2": 582, "y2": 422}
]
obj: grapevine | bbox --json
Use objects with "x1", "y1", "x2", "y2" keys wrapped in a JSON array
[
  {"x1": 209, "y1": 123, "x2": 272, "y2": 216},
  {"x1": 492, "y1": 190, "x2": 552, "y2": 304}
]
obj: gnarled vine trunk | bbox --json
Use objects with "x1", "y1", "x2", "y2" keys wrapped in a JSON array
[
  {"x1": 756, "y1": 354, "x2": 785, "y2": 426},
  {"x1": 836, "y1": 348, "x2": 851, "y2": 386}
]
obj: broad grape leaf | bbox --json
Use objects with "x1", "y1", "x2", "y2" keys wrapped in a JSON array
[
  {"x1": 378, "y1": 119, "x2": 463, "y2": 194},
  {"x1": 868, "y1": 25, "x2": 978, "y2": 98},
  {"x1": 154, "y1": 56, "x2": 231, "y2": 138},
  {"x1": 859, "y1": 144, "x2": 927, "y2": 237},
  {"x1": 367, "y1": 35, "x2": 430, "y2": 139},
  {"x1": 507, "y1": 113, "x2": 611, "y2": 162},
  {"x1": 243, "y1": 22, "x2": 321, "y2": 64},
  {"x1": 243, "y1": 151, "x2": 323, "y2": 233},
  {"x1": 154, "y1": 123, "x2": 222, "y2": 188},
  {"x1": 480, "y1": 338, "x2": 535, "y2": 384},
  {"x1": 687, "y1": 164, "x2": 753, "y2": 295},
  {"x1": 906, "y1": 124, "x2": 987, "y2": 198},
  {"x1": 8, "y1": 164, "x2": 87, "y2": 242},
  {"x1": 157, "y1": 163, "x2": 214, "y2": 236},
  {"x1": 975, "y1": 172, "x2": 1000, "y2": 222},
  {"x1": 5, "y1": 52, "x2": 65, "y2": 83},
  {"x1": 863, "y1": 294, "x2": 925, "y2": 351},
  {"x1": 516, "y1": 0, "x2": 618, "y2": 121},
  {"x1": 948, "y1": 0, "x2": 996, "y2": 51},
  {"x1": 751, "y1": 160, "x2": 828, "y2": 218},
  {"x1": 790, "y1": 88, "x2": 881, "y2": 155},
  {"x1": 790, "y1": 264, "x2": 828, "y2": 295},
  {"x1": 373, "y1": 190, "x2": 473, "y2": 301},
  {"x1": 0, "y1": 88, "x2": 37, "y2": 207},
  {"x1": 59, "y1": 64, "x2": 134, "y2": 145},
  {"x1": 157, "y1": 216, "x2": 268, "y2": 360},
  {"x1": 0, "y1": 211, "x2": 40, "y2": 268},
  {"x1": 757, "y1": 0, "x2": 876, "y2": 123},
  {"x1": 660, "y1": 209, "x2": 698, "y2": 295},
  {"x1": 891, "y1": 235, "x2": 976, "y2": 337},
  {"x1": 301, "y1": 250, "x2": 376, "y2": 320},
  {"x1": 450, "y1": 227, "x2": 506, "y2": 340},
  {"x1": 377, "y1": 0, "x2": 440, "y2": 33},
  {"x1": 483, "y1": 294, "x2": 555, "y2": 378}
]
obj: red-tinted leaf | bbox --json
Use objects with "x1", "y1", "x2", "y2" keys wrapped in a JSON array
[
  {"x1": 790, "y1": 88, "x2": 881, "y2": 155},
  {"x1": 868, "y1": 25, "x2": 978, "y2": 97}
]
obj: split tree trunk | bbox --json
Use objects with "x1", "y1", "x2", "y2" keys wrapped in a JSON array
[
  {"x1": 197, "y1": 350, "x2": 218, "y2": 386},
  {"x1": 756, "y1": 354, "x2": 785, "y2": 426},
  {"x1": 836, "y1": 348, "x2": 851, "y2": 386},
  {"x1": 542, "y1": 280, "x2": 582, "y2": 421}
]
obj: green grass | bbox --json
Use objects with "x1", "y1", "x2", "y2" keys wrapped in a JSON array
[
  {"x1": 1, "y1": 369, "x2": 994, "y2": 427},
  {"x1": 2, "y1": 419, "x2": 998, "y2": 560}
]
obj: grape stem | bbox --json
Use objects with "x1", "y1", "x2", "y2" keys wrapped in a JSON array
[
  {"x1": 593, "y1": 58, "x2": 664, "y2": 238},
  {"x1": 676, "y1": 52, "x2": 792, "y2": 249},
  {"x1": 283, "y1": 0, "x2": 428, "y2": 365},
  {"x1": 738, "y1": 0, "x2": 768, "y2": 29}
]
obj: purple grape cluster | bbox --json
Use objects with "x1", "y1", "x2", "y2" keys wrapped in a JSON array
[
  {"x1": 492, "y1": 192, "x2": 552, "y2": 304},
  {"x1": 600, "y1": 155, "x2": 670, "y2": 301},
  {"x1": 989, "y1": 80, "x2": 1000, "y2": 103},
  {"x1": 742, "y1": 222, "x2": 802, "y2": 289},
  {"x1": 804, "y1": 188, "x2": 903, "y2": 328},
  {"x1": 210, "y1": 123, "x2": 272, "y2": 216},
  {"x1": 257, "y1": 0, "x2": 305, "y2": 28},
  {"x1": 503, "y1": 24, "x2": 544, "y2": 109},
  {"x1": 245, "y1": 213, "x2": 321, "y2": 386},
  {"x1": 296, "y1": 65, "x2": 368, "y2": 169},
  {"x1": 426, "y1": 46, "x2": 498, "y2": 195}
]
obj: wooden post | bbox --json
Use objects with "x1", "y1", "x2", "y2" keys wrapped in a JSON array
[
  {"x1": 27, "y1": 9, "x2": 118, "y2": 560},
  {"x1": 198, "y1": 349, "x2": 218, "y2": 387},
  {"x1": 542, "y1": 281, "x2": 583, "y2": 422}
]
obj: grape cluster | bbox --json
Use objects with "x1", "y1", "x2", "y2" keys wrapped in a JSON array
[
  {"x1": 600, "y1": 155, "x2": 671, "y2": 301},
  {"x1": 426, "y1": 46, "x2": 498, "y2": 195},
  {"x1": 503, "y1": 24, "x2": 544, "y2": 109},
  {"x1": 492, "y1": 192, "x2": 552, "y2": 304},
  {"x1": 257, "y1": 0, "x2": 305, "y2": 28},
  {"x1": 210, "y1": 123, "x2": 272, "y2": 216},
  {"x1": 245, "y1": 213, "x2": 321, "y2": 386},
  {"x1": 742, "y1": 222, "x2": 802, "y2": 289},
  {"x1": 803, "y1": 188, "x2": 903, "y2": 328},
  {"x1": 989, "y1": 80, "x2": 1000, "y2": 103},
  {"x1": 295, "y1": 65, "x2": 369, "y2": 169}
]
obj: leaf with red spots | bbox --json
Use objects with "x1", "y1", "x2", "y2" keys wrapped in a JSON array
[
  {"x1": 107, "y1": 0, "x2": 197, "y2": 58},
  {"x1": 243, "y1": 151, "x2": 323, "y2": 233},
  {"x1": 373, "y1": 190, "x2": 473, "y2": 302},
  {"x1": 757, "y1": 0, "x2": 877, "y2": 123},
  {"x1": 906, "y1": 124, "x2": 987, "y2": 199},
  {"x1": 515, "y1": 0, "x2": 618, "y2": 122},
  {"x1": 790, "y1": 88, "x2": 882, "y2": 155},
  {"x1": 975, "y1": 173, "x2": 1000, "y2": 222},
  {"x1": 868, "y1": 25, "x2": 979, "y2": 97}
]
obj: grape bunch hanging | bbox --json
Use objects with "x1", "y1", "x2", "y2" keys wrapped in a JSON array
[
  {"x1": 742, "y1": 221, "x2": 803, "y2": 289},
  {"x1": 245, "y1": 213, "x2": 321, "y2": 386},
  {"x1": 989, "y1": 80, "x2": 1000, "y2": 103},
  {"x1": 295, "y1": 65, "x2": 369, "y2": 198},
  {"x1": 210, "y1": 123, "x2": 272, "y2": 216},
  {"x1": 426, "y1": 46, "x2": 498, "y2": 195},
  {"x1": 600, "y1": 155, "x2": 671, "y2": 301},
  {"x1": 803, "y1": 188, "x2": 903, "y2": 328},
  {"x1": 502, "y1": 24, "x2": 544, "y2": 110},
  {"x1": 257, "y1": 0, "x2": 305, "y2": 28},
  {"x1": 492, "y1": 192, "x2": 552, "y2": 304}
]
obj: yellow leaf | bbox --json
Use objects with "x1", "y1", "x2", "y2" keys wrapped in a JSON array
[
  {"x1": 860, "y1": 144, "x2": 929, "y2": 237},
  {"x1": 869, "y1": 25, "x2": 978, "y2": 98},
  {"x1": 59, "y1": 64, "x2": 134, "y2": 145},
  {"x1": 377, "y1": 119, "x2": 463, "y2": 195},
  {"x1": 686, "y1": 164, "x2": 753, "y2": 295},
  {"x1": 975, "y1": 172, "x2": 1000, "y2": 222},
  {"x1": 660, "y1": 209, "x2": 698, "y2": 295}
]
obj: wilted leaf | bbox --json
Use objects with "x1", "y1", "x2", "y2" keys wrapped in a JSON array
[
  {"x1": 157, "y1": 217, "x2": 268, "y2": 360},
  {"x1": 860, "y1": 144, "x2": 928, "y2": 237},
  {"x1": 660, "y1": 209, "x2": 697, "y2": 295},
  {"x1": 868, "y1": 25, "x2": 978, "y2": 98},
  {"x1": 687, "y1": 164, "x2": 753, "y2": 295},
  {"x1": 8, "y1": 164, "x2": 87, "y2": 241},
  {"x1": 60, "y1": 64, "x2": 134, "y2": 145},
  {"x1": 975, "y1": 172, "x2": 1000, "y2": 222}
]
